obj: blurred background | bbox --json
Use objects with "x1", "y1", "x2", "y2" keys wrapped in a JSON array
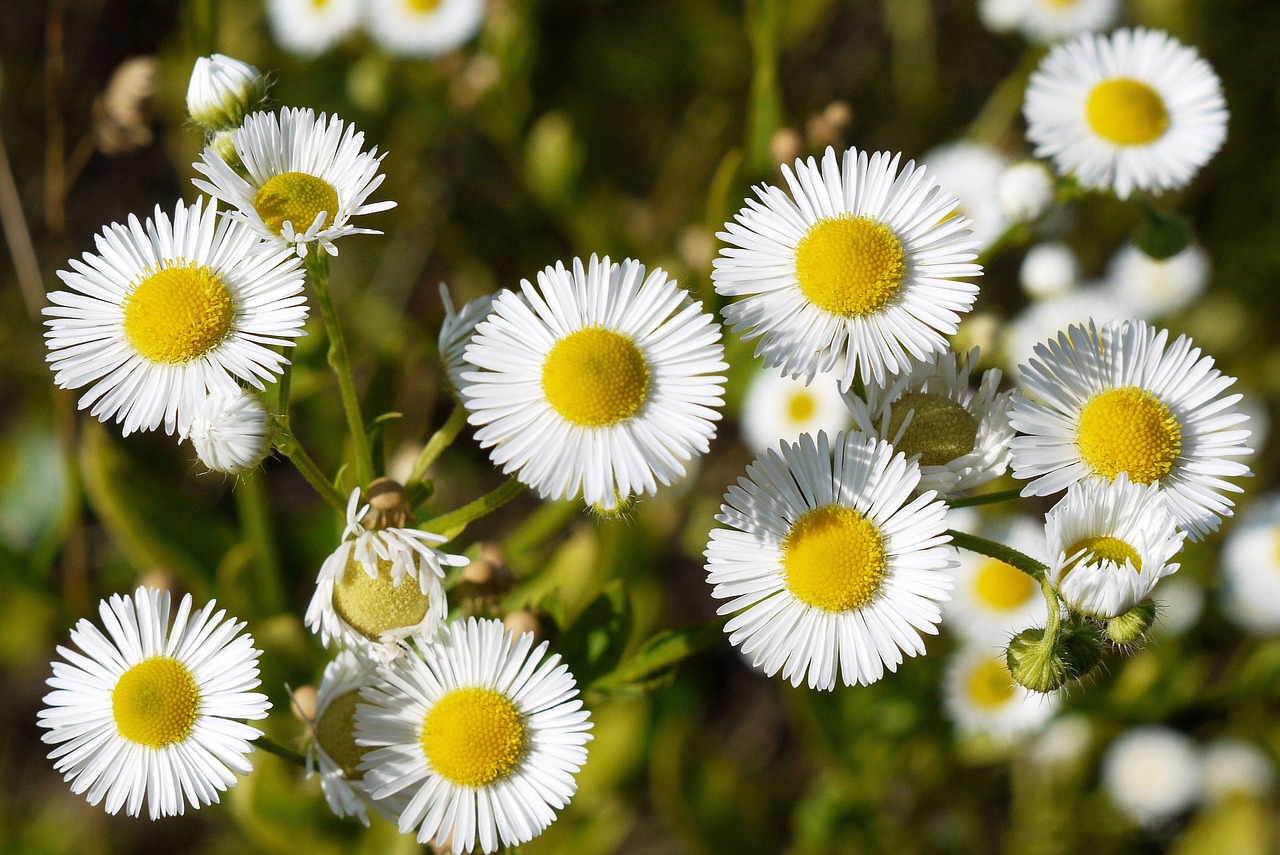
[{"x1": 1, "y1": 0, "x2": 1279, "y2": 852}]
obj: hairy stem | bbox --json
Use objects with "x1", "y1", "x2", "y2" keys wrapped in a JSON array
[{"x1": 946, "y1": 529, "x2": 1048, "y2": 580}]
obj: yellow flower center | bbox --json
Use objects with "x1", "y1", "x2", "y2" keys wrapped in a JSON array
[
  {"x1": 1076, "y1": 386, "x2": 1181, "y2": 485},
  {"x1": 541, "y1": 327, "x2": 650, "y2": 427},
  {"x1": 420, "y1": 687, "x2": 526, "y2": 788},
  {"x1": 787, "y1": 390, "x2": 817, "y2": 423},
  {"x1": 782, "y1": 505, "x2": 887, "y2": 612},
  {"x1": 121, "y1": 263, "x2": 235, "y2": 363},
  {"x1": 1063, "y1": 535, "x2": 1142, "y2": 578},
  {"x1": 314, "y1": 689, "x2": 366, "y2": 780},
  {"x1": 795, "y1": 215, "x2": 906, "y2": 317},
  {"x1": 407, "y1": 0, "x2": 442, "y2": 11},
  {"x1": 887, "y1": 391, "x2": 979, "y2": 467},
  {"x1": 1086, "y1": 79, "x2": 1170, "y2": 146},
  {"x1": 332, "y1": 556, "x2": 434, "y2": 640},
  {"x1": 973, "y1": 557, "x2": 1037, "y2": 611},
  {"x1": 112, "y1": 656, "x2": 201, "y2": 748},
  {"x1": 965, "y1": 657, "x2": 1017, "y2": 710},
  {"x1": 253, "y1": 171, "x2": 341, "y2": 236}
]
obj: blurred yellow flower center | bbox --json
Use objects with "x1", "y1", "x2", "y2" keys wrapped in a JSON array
[
  {"x1": 122, "y1": 263, "x2": 234, "y2": 363},
  {"x1": 408, "y1": 0, "x2": 442, "y2": 11},
  {"x1": 973, "y1": 557, "x2": 1036, "y2": 611},
  {"x1": 1063, "y1": 535, "x2": 1142, "y2": 577},
  {"x1": 112, "y1": 656, "x2": 201, "y2": 748},
  {"x1": 966, "y1": 657, "x2": 1017, "y2": 709},
  {"x1": 1086, "y1": 79, "x2": 1169, "y2": 146},
  {"x1": 420, "y1": 688, "x2": 525, "y2": 787},
  {"x1": 795, "y1": 215, "x2": 906, "y2": 317},
  {"x1": 887, "y1": 392, "x2": 979, "y2": 467},
  {"x1": 783, "y1": 505, "x2": 886, "y2": 612},
  {"x1": 1076, "y1": 386, "x2": 1181, "y2": 484},
  {"x1": 332, "y1": 556, "x2": 433, "y2": 639},
  {"x1": 542, "y1": 327, "x2": 650, "y2": 427},
  {"x1": 254, "y1": 171, "x2": 340, "y2": 236},
  {"x1": 787, "y1": 391, "x2": 817, "y2": 422},
  {"x1": 314, "y1": 690, "x2": 366, "y2": 780}
]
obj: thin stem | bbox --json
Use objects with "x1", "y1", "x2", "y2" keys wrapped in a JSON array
[
  {"x1": 408, "y1": 404, "x2": 468, "y2": 487},
  {"x1": 947, "y1": 488, "x2": 1023, "y2": 509},
  {"x1": 424, "y1": 477, "x2": 526, "y2": 542},
  {"x1": 1039, "y1": 575, "x2": 1061, "y2": 639},
  {"x1": 505, "y1": 499, "x2": 580, "y2": 559},
  {"x1": 946, "y1": 529, "x2": 1047, "y2": 580},
  {"x1": 307, "y1": 249, "x2": 375, "y2": 488},
  {"x1": 255, "y1": 735, "x2": 307, "y2": 768},
  {"x1": 234, "y1": 469, "x2": 284, "y2": 615},
  {"x1": 273, "y1": 421, "x2": 347, "y2": 511}
]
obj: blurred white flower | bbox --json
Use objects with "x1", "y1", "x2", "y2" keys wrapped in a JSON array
[
  {"x1": 1220, "y1": 492, "x2": 1280, "y2": 635},
  {"x1": 923, "y1": 141, "x2": 1011, "y2": 252},
  {"x1": 1020, "y1": 0, "x2": 1119, "y2": 44},
  {"x1": 943, "y1": 644, "x2": 1058, "y2": 743},
  {"x1": 365, "y1": 0, "x2": 485, "y2": 58},
  {"x1": 998, "y1": 160, "x2": 1055, "y2": 223},
  {"x1": 267, "y1": 0, "x2": 361, "y2": 57},
  {"x1": 1201, "y1": 738, "x2": 1276, "y2": 805},
  {"x1": 1150, "y1": 576, "x2": 1204, "y2": 637},
  {"x1": 1106, "y1": 242, "x2": 1210, "y2": 319},
  {"x1": 739, "y1": 366, "x2": 851, "y2": 455},
  {"x1": 1102, "y1": 726, "x2": 1202, "y2": 826},
  {"x1": 1020, "y1": 242, "x2": 1079, "y2": 301}
]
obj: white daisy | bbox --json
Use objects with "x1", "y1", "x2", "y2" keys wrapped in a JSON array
[
  {"x1": 1043, "y1": 475, "x2": 1184, "y2": 619},
  {"x1": 1105, "y1": 241, "x2": 1210, "y2": 319},
  {"x1": 44, "y1": 198, "x2": 308, "y2": 436},
  {"x1": 1009, "y1": 319, "x2": 1252, "y2": 541},
  {"x1": 356, "y1": 617, "x2": 593, "y2": 853},
  {"x1": 843, "y1": 347, "x2": 1017, "y2": 497},
  {"x1": 461, "y1": 255, "x2": 727, "y2": 511},
  {"x1": 438, "y1": 283, "x2": 495, "y2": 398},
  {"x1": 922, "y1": 141, "x2": 1010, "y2": 252},
  {"x1": 1019, "y1": 0, "x2": 1118, "y2": 44},
  {"x1": 1219, "y1": 492, "x2": 1280, "y2": 635},
  {"x1": 1020, "y1": 242, "x2": 1080, "y2": 301},
  {"x1": 1023, "y1": 28, "x2": 1228, "y2": 199},
  {"x1": 705, "y1": 431, "x2": 954, "y2": 690},
  {"x1": 365, "y1": 0, "x2": 485, "y2": 58},
  {"x1": 738, "y1": 365, "x2": 851, "y2": 455},
  {"x1": 712, "y1": 145, "x2": 982, "y2": 390},
  {"x1": 305, "y1": 488, "x2": 466, "y2": 659},
  {"x1": 997, "y1": 159, "x2": 1056, "y2": 224},
  {"x1": 1101, "y1": 726, "x2": 1203, "y2": 827},
  {"x1": 943, "y1": 645, "x2": 1058, "y2": 743},
  {"x1": 193, "y1": 107, "x2": 395, "y2": 257},
  {"x1": 38, "y1": 586, "x2": 269, "y2": 819},
  {"x1": 1000, "y1": 286, "x2": 1131, "y2": 378},
  {"x1": 184, "y1": 388, "x2": 271, "y2": 474},
  {"x1": 978, "y1": 0, "x2": 1027, "y2": 34},
  {"x1": 266, "y1": 0, "x2": 362, "y2": 57},
  {"x1": 946, "y1": 514, "x2": 1048, "y2": 644}
]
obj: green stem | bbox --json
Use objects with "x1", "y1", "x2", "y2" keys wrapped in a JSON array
[
  {"x1": 273, "y1": 421, "x2": 347, "y2": 511},
  {"x1": 946, "y1": 529, "x2": 1047, "y2": 580},
  {"x1": 744, "y1": 0, "x2": 783, "y2": 174},
  {"x1": 424, "y1": 477, "x2": 526, "y2": 542},
  {"x1": 1039, "y1": 575, "x2": 1061, "y2": 639},
  {"x1": 306, "y1": 249, "x2": 374, "y2": 488},
  {"x1": 256, "y1": 735, "x2": 307, "y2": 768},
  {"x1": 947, "y1": 488, "x2": 1023, "y2": 509},
  {"x1": 274, "y1": 357, "x2": 293, "y2": 417},
  {"x1": 965, "y1": 47, "x2": 1045, "y2": 145},
  {"x1": 234, "y1": 469, "x2": 284, "y2": 614},
  {"x1": 407, "y1": 404, "x2": 468, "y2": 487}
]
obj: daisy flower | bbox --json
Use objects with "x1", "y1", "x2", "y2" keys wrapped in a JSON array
[
  {"x1": 844, "y1": 347, "x2": 1017, "y2": 497},
  {"x1": 193, "y1": 107, "x2": 395, "y2": 256},
  {"x1": 943, "y1": 645, "x2": 1058, "y2": 743},
  {"x1": 1219, "y1": 492, "x2": 1280, "y2": 634},
  {"x1": 738, "y1": 366, "x2": 851, "y2": 455},
  {"x1": 461, "y1": 255, "x2": 727, "y2": 511},
  {"x1": 1019, "y1": 0, "x2": 1118, "y2": 44},
  {"x1": 184, "y1": 388, "x2": 271, "y2": 474},
  {"x1": 266, "y1": 0, "x2": 362, "y2": 57},
  {"x1": 705, "y1": 431, "x2": 954, "y2": 690},
  {"x1": 38, "y1": 586, "x2": 269, "y2": 819},
  {"x1": 922, "y1": 141, "x2": 1010, "y2": 252},
  {"x1": 712, "y1": 145, "x2": 982, "y2": 390},
  {"x1": 1009, "y1": 319, "x2": 1252, "y2": 541},
  {"x1": 1102, "y1": 726, "x2": 1203, "y2": 827},
  {"x1": 1043, "y1": 476, "x2": 1184, "y2": 619},
  {"x1": 365, "y1": 0, "x2": 485, "y2": 58},
  {"x1": 305, "y1": 488, "x2": 466, "y2": 659},
  {"x1": 356, "y1": 617, "x2": 593, "y2": 853},
  {"x1": 438, "y1": 283, "x2": 495, "y2": 398},
  {"x1": 946, "y1": 514, "x2": 1047, "y2": 643},
  {"x1": 1023, "y1": 28, "x2": 1228, "y2": 199},
  {"x1": 44, "y1": 198, "x2": 307, "y2": 436}
]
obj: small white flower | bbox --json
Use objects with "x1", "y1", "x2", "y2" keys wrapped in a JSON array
[
  {"x1": 1019, "y1": 0, "x2": 1118, "y2": 44},
  {"x1": 266, "y1": 0, "x2": 362, "y2": 57},
  {"x1": 1150, "y1": 576, "x2": 1204, "y2": 637},
  {"x1": 997, "y1": 159, "x2": 1056, "y2": 223},
  {"x1": 438, "y1": 283, "x2": 495, "y2": 398},
  {"x1": 1201, "y1": 739, "x2": 1276, "y2": 805},
  {"x1": 1105, "y1": 241, "x2": 1210, "y2": 319},
  {"x1": 922, "y1": 141, "x2": 1011, "y2": 252},
  {"x1": 184, "y1": 389, "x2": 271, "y2": 474},
  {"x1": 738, "y1": 366, "x2": 851, "y2": 455},
  {"x1": 946, "y1": 514, "x2": 1047, "y2": 643},
  {"x1": 365, "y1": 0, "x2": 485, "y2": 58},
  {"x1": 943, "y1": 644, "x2": 1057, "y2": 743},
  {"x1": 1000, "y1": 287, "x2": 1131, "y2": 378},
  {"x1": 1102, "y1": 726, "x2": 1203, "y2": 826},
  {"x1": 186, "y1": 54, "x2": 268, "y2": 132},
  {"x1": 1028, "y1": 713, "x2": 1094, "y2": 767},
  {"x1": 1219, "y1": 492, "x2": 1280, "y2": 635},
  {"x1": 978, "y1": 0, "x2": 1027, "y2": 34},
  {"x1": 1020, "y1": 242, "x2": 1079, "y2": 301}
]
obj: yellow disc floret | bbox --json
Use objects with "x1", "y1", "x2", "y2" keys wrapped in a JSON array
[
  {"x1": 407, "y1": 0, "x2": 442, "y2": 10},
  {"x1": 795, "y1": 215, "x2": 906, "y2": 317},
  {"x1": 420, "y1": 687, "x2": 526, "y2": 788},
  {"x1": 783, "y1": 505, "x2": 887, "y2": 612},
  {"x1": 973, "y1": 557, "x2": 1037, "y2": 611},
  {"x1": 966, "y1": 657, "x2": 1017, "y2": 709},
  {"x1": 1086, "y1": 79, "x2": 1170, "y2": 146},
  {"x1": 1076, "y1": 386, "x2": 1181, "y2": 484},
  {"x1": 541, "y1": 327, "x2": 650, "y2": 427},
  {"x1": 887, "y1": 392, "x2": 979, "y2": 467},
  {"x1": 122, "y1": 263, "x2": 235, "y2": 363},
  {"x1": 332, "y1": 555, "x2": 434, "y2": 640},
  {"x1": 1063, "y1": 535, "x2": 1142, "y2": 578},
  {"x1": 253, "y1": 171, "x2": 341, "y2": 236},
  {"x1": 112, "y1": 656, "x2": 201, "y2": 748},
  {"x1": 787, "y1": 390, "x2": 817, "y2": 423},
  {"x1": 314, "y1": 689, "x2": 366, "y2": 780}
]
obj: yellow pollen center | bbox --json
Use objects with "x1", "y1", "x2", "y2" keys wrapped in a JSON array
[
  {"x1": 966, "y1": 657, "x2": 1017, "y2": 709},
  {"x1": 253, "y1": 171, "x2": 340, "y2": 236},
  {"x1": 973, "y1": 557, "x2": 1037, "y2": 611},
  {"x1": 795, "y1": 215, "x2": 906, "y2": 317},
  {"x1": 314, "y1": 690, "x2": 366, "y2": 780},
  {"x1": 1086, "y1": 79, "x2": 1169, "y2": 146},
  {"x1": 1063, "y1": 535, "x2": 1142, "y2": 578},
  {"x1": 887, "y1": 392, "x2": 979, "y2": 467},
  {"x1": 407, "y1": 0, "x2": 442, "y2": 11},
  {"x1": 332, "y1": 556, "x2": 433, "y2": 640},
  {"x1": 111, "y1": 656, "x2": 201, "y2": 748},
  {"x1": 420, "y1": 688, "x2": 526, "y2": 788},
  {"x1": 782, "y1": 505, "x2": 887, "y2": 612},
  {"x1": 541, "y1": 327, "x2": 650, "y2": 427},
  {"x1": 121, "y1": 263, "x2": 234, "y2": 363},
  {"x1": 787, "y1": 391, "x2": 817, "y2": 423},
  {"x1": 1076, "y1": 386, "x2": 1181, "y2": 485}
]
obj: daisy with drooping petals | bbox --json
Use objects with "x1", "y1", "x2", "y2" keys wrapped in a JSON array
[
  {"x1": 946, "y1": 514, "x2": 1047, "y2": 643},
  {"x1": 1044, "y1": 475, "x2": 1184, "y2": 619},
  {"x1": 461, "y1": 255, "x2": 727, "y2": 511},
  {"x1": 44, "y1": 198, "x2": 307, "y2": 436},
  {"x1": 193, "y1": 107, "x2": 395, "y2": 256},
  {"x1": 438, "y1": 283, "x2": 496, "y2": 397},
  {"x1": 356, "y1": 617, "x2": 593, "y2": 854},
  {"x1": 943, "y1": 645, "x2": 1058, "y2": 743},
  {"x1": 713, "y1": 146, "x2": 982, "y2": 390},
  {"x1": 365, "y1": 0, "x2": 485, "y2": 57},
  {"x1": 738, "y1": 366, "x2": 851, "y2": 455},
  {"x1": 266, "y1": 0, "x2": 362, "y2": 58},
  {"x1": 184, "y1": 388, "x2": 271, "y2": 474},
  {"x1": 705, "y1": 431, "x2": 955, "y2": 690},
  {"x1": 1023, "y1": 28, "x2": 1228, "y2": 199},
  {"x1": 1009, "y1": 319, "x2": 1252, "y2": 541},
  {"x1": 306, "y1": 488, "x2": 466, "y2": 659},
  {"x1": 844, "y1": 347, "x2": 1017, "y2": 498},
  {"x1": 38, "y1": 586, "x2": 269, "y2": 819}
]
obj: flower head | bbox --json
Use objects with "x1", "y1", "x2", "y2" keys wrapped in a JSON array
[
  {"x1": 943, "y1": 644, "x2": 1058, "y2": 743},
  {"x1": 1102, "y1": 726, "x2": 1202, "y2": 826},
  {"x1": 184, "y1": 389, "x2": 272, "y2": 474},
  {"x1": 365, "y1": 0, "x2": 485, "y2": 57},
  {"x1": 438, "y1": 283, "x2": 495, "y2": 398},
  {"x1": 266, "y1": 0, "x2": 361, "y2": 57},
  {"x1": 738, "y1": 366, "x2": 851, "y2": 455},
  {"x1": 186, "y1": 54, "x2": 268, "y2": 132}
]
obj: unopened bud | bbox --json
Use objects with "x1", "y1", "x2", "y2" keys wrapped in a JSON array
[
  {"x1": 1006, "y1": 627, "x2": 1071, "y2": 693},
  {"x1": 769, "y1": 128, "x2": 803, "y2": 169},
  {"x1": 184, "y1": 389, "x2": 270, "y2": 475},
  {"x1": 503, "y1": 609, "x2": 545, "y2": 644},
  {"x1": 364, "y1": 477, "x2": 413, "y2": 530},
  {"x1": 1059, "y1": 620, "x2": 1105, "y2": 680},
  {"x1": 209, "y1": 129, "x2": 246, "y2": 174},
  {"x1": 1107, "y1": 598, "x2": 1158, "y2": 646},
  {"x1": 998, "y1": 160, "x2": 1055, "y2": 223},
  {"x1": 187, "y1": 54, "x2": 269, "y2": 131},
  {"x1": 290, "y1": 685, "x2": 318, "y2": 724}
]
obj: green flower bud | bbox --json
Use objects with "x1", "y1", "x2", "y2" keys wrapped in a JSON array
[
  {"x1": 1107, "y1": 598, "x2": 1158, "y2": 646},
  {"x1": 1006, "y1": 627, "x2": 1071, "y2": 693},
  {"x1": 1059, "y1": 620, "x2": 1105, "y2": 680}
]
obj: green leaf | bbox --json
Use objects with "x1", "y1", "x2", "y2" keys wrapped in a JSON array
[
  {"x1": 557, "y1": 581, "x2": 632, "y2": 687},
  {"x1": 588, "y1": 615, "x2": 728, "y2": 696}
]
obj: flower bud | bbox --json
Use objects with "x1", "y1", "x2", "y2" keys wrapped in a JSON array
[
  {"x1": 1059, "y1": 620, "x2": 1105, "y2": 680},
  {"x1": 186, "y1": 54, "x2": 268, "y2": 131},
  {"x1": 184, "y1": 389, "x2": 271, "y2": 475},
  {"x1": 1107, "y1": 598, "x2": 1158, "y2": 646},
  {"x1": 209, "y1": 129, "x2": 246, "y2": 174},
  {"x1": 1006, "y1": 627, "x2": 1071, "y2": 693},
  {"x1": 998, "y1": 160, "x2": 1054, "y2": 223},
  {"x1": 364, "y1": 476, "x2": 413, "y2": 530}
]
